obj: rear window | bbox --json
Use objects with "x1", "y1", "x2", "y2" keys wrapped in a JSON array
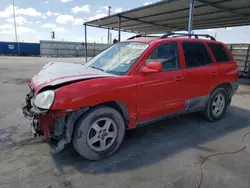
[
  {"x1": 182, "y1": 42, "x2": 212, "y2": 68},
  {"x1": 207, "y1": 43, "x2": 231, "y2": 62}
]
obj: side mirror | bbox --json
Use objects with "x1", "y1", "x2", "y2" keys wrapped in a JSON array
[{"x1": 140, "y1": 62, "x2": 162, "y2": 73}]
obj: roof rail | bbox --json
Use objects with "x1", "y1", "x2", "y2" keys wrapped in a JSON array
[
  {"x1": 127, "y1": 35, "x2": 142, "y2": 40},
  {"x1": 160, "y1": 32, "x2": 216, "y2": 41},
  {"x1": 127, "y1": 35, "x2": 160, "y2": 40}
]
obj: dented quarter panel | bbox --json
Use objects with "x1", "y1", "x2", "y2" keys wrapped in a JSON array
[
  {"x1": 30, "y1": 62, "x2": 117, "y2": 94},
  {"x1": 52, "y1": 75, "x2": 139, "y2": 129}
]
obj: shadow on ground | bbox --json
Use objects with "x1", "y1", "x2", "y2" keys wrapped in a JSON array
[{"x1": 50, "y1": 106, "x2": 250, "y2": 174}]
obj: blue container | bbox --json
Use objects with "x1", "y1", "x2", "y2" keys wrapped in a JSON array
[{"x1": 0, "y1": 42, "x2": 40, "y2": 56}]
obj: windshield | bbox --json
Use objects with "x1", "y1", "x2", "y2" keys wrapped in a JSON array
[{"x1": 85, "y1": 42, "x2": 149, "y2": 75}]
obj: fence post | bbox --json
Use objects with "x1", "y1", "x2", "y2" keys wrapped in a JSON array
[
  {"x1": 56, "y1": 41, "x2": 59, "y2": 57},
  {"x1": 245, "y1": 44, "x2": 250, "y2": 76},
  {"x1": 229, "y1": 44, "x2": 233, "y2": 52},
  {"x1": 75, "y1": 44, "x2": 77, "y2": 57}
]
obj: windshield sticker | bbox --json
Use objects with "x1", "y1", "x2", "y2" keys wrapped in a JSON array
[{"x1": 128, "y1": 44, "x2": 147, "y2": 50}]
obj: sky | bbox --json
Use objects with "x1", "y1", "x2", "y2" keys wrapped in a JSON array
[{"x1": 0, "y1": 0, "x2": 250, "y2": 44}]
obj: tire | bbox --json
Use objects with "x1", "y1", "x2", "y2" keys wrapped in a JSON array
[
  {"x1": 228, "y1": 97, "x2": 232, "y2": 106},
  {"x1": 73, "y1": 106, "x2": 125, "y2": 160},
  {"x1": 203, "y1": 87, "x2": 229, "y2": 122}
]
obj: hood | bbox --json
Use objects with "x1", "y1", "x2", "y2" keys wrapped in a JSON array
[{"x1": 30, "y1": 62, "x2": 116, "y2": 90}]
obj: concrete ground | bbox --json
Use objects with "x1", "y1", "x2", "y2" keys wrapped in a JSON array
[{"x1": 1, "y1": 56, "x2": 250, "y2": 188}]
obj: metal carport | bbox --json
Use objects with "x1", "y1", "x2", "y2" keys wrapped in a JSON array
[{"x1": 83, "y1": 0, "x2": 250, "y2": 60}]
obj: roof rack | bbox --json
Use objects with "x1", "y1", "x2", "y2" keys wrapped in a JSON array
[
  {"x1": 160, "y1": 32, "x2": 216, "y2": 41},
  {"x1": 127, "y1": 32, "x2": 216, "y2": 41}
]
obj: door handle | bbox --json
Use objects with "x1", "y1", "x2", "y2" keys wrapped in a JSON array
[
  {"x1": 211, "y1": 71, "x2": 218, "y2": 76},
  {"x1": 175, "y1": 76, "x2": 184, "y2": 81}
]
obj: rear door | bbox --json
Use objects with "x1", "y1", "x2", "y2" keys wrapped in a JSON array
[{"x1": 180, "y1": 41, "x2": 219, "y2": 111}]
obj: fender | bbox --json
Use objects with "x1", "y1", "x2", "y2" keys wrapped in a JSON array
[{"x1": 52, "y1": 76, "x2": 139, "y2": 129}]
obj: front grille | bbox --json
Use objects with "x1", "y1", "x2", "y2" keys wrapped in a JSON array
[
  {"x1": 22, "y1": 88, "x2": 35, "y2": 119},
  {"x1": 25, "y1": 89, "x2": 34, "y2": 110}
]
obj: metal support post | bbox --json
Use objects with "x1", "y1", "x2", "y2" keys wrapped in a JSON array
[
  {"x1": 188, "y1": 0, "x2": 195, "y2": 34},
  {"x1": 107, "y1": 6, "x2": 111, "y2": 44},
  {"x1": 13, "y1": 0, "x2": 19, "y2": 55},
  {"x1": 84, "y1": 24, "x2": 88, "y2": 63},
  {"x1": 118, "y1": 16, "x2": 121, "y2": 42},
  {"x1": 244, "y1": 44, "x2": 250, "y2": 75}
]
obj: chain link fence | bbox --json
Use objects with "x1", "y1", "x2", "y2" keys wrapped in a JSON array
[
  {"x1": 40, "y1": 40, "x2": 110, "y2": 57},
  {"x1": 227, "y1": 44, "x2": 250, "y2": 77}
]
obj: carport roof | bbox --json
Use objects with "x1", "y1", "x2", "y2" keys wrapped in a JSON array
[{"x1": 85, "y1": 0, "x2": 250, "y2": 34}]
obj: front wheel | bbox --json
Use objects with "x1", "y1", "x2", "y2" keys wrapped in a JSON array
[
  {"x1": 203, "y1": 88, "x2": 229, "y2": 122},
  {"x1": 73, "y1": 106, "x2": 125, "y2": 160}
]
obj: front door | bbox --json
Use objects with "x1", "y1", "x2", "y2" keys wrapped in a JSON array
[{"x1": 137, "y1": 42, "x2": 185, "y2": 123}]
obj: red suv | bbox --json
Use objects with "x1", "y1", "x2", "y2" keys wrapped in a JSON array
[{"x1": 22, "y1": 33, "x2": 239, "y2": 160}]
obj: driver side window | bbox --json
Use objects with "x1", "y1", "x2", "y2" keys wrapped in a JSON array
[{"x1": 146, "y1": 42, "x2": 180, "y2": 71}]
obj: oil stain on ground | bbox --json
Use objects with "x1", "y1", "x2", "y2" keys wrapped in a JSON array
[
  {"x1": 0, "y1": 127, "x2": 17, "y2": 149},
  {"x1": 2, "y1": 78, "x2": 30, "y2": 85}
]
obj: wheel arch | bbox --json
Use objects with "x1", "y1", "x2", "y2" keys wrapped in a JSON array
[
  {"x1": 65, "y1": 100, "x2": 130, "y2": 144},
  {"x1": 95, "y1": 101, "x2": 130, "y2": 128},
  {"x1": 212, "y1": 83, "x2": 233, "y2": 99}
]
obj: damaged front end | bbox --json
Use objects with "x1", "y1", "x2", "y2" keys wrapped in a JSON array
[
  {"x1": 22, "y1": 87, "x2": 89, "y2": 154},
  {"x1": 22, "y1": 88, "x2": 47, "y2": 138},
  {"x1": 21, "y1": 61, "x2": 115, "y2": 154}
]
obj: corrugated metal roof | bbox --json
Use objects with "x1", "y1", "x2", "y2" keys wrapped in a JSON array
[{"x1": 85, "y1": 0, "x2": 250, "y2": 34}]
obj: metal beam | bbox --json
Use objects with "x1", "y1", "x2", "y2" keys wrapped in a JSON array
[
  {"x1": 119, "y1": 15, "x2": 167, "y2": 28},
  {"x1": 178, "y1": 19, "x2": 250, "y2": 28},
  {"x1": 118, "y1": 16, "x2": 121, "y2": 41},
  {"x1": 135, "y1": 19, "x2": 250, "y2": 34},
  {"x1": 141, "y1": 17, "x2": 248, "y2": 31},
  {"x1": 85, "y1": 0, "x2": 176, "y2": 25},
  {"x1": 100, "y1": 9, "x2": 229, "y2": 30},
  {"x1": 97, "y1": 0, "x2": 232, "y2": 28},
  {"x1": 118, "y1": 16, "x2": 248, "y2": 33},
  {"x1": 84, "y1": 0, "x2": 250, "y2": 36},
  {"x1": 124, "y1": 13, "x2": 250, "y2": 33},
  {"x1": 124, "y1": 25, "x2": 166, "y2": 31},
  {"x1": 100, "y1": 4, "x2": 250, "y2": 31},
  {"x1": 84, "y1": 24, "x2": 87, "y2": 63},
  {"x1": 85, "y1": 23, "x2": 141, "y2": 34},
  {"x1": 107, "y1": 6, "x2": 111, "y2": 44},
  {"x1": 175, "y1": 21, "x2": 250, "y2": 31},
  {"x1": 188, "y1": 0, "x2": 195, "y2": 34},
  {"x1": 196, "y1": 0, "x2": 250, "y2": 21},
  {"x1": 128, "y1": 5, "x2": 249, "y2": 28},
  {"x1": 244, "y1": 44, "x2": 250, "y2": 73}
]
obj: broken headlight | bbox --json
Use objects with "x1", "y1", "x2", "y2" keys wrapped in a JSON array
[{"x1": 34, "y1": 90, "x2": 55, "y2": 109}]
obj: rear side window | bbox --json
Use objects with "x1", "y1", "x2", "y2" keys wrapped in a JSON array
[
  {"x1": 146, "y1": 42, "x2": 179, "y2": 71},
  {"x1": 182, "y1": 42, "x2": 212, "y2": 68},
  {"x1": 207, "y1": 43, "x2": 231, "y2": 62}
]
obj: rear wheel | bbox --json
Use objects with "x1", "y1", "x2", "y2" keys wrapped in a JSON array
[
  {"x1": 73, "y1": 106, "x2": 125, "y2": 160},
  {"x1": 203, "y1": 88, "x2": 229, "y2": 122}
]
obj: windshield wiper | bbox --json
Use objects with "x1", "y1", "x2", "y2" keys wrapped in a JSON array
[{"x1": 90, "y1": 66, "x2": 104, "y2": 72}]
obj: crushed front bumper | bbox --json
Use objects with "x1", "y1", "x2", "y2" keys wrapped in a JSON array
[
  {"x1": 22, "y1": 88, "x2": 89, "y2": 153},
  {"x1": 22, "y1": 88, "x2": 50, "y2": 139},
  {"x1": 22, "y1": 88, "x2": 35, "y2": 120}
]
